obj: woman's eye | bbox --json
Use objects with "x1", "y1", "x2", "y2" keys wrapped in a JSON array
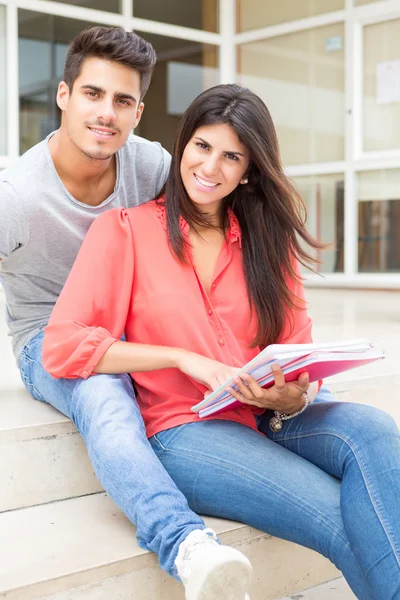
[
  {"x1": 226, "y1": 153, "x2": 239, "y2": 161},
  {"x1": 196, "y1": 142, "x2": 208, "y2": 150}
]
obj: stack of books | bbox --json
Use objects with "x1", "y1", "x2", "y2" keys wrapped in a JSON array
[{"x1": 191, "y1": 339, "x2": 384, "y2": 418}]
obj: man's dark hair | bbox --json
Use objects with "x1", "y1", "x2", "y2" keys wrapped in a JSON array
[{"x1": 63, "y1": 26, "x2": 156, "y2": 99}]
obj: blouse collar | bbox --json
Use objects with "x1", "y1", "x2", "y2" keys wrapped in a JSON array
[{"x1": 156, "y1": 201, "x2": 242, "y2": 248}]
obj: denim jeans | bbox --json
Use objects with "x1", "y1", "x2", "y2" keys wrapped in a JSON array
[
  {"x1": 19, "y1": 330, "x2": 205, "y2": 577},
  {"x1": 150, "y1": 388, "x2": 400, "y2": 599}
]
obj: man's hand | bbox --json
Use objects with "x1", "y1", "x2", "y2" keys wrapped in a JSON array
[{"x1": 226, "y1": 364, "x2": 309, "y2": 414}]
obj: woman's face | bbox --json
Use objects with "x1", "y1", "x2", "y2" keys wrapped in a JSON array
[{"x1": 180, "y1": 123, "x2": 250, "y2": 215}]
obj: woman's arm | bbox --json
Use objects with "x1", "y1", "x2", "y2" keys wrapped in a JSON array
[
  {"x1": 43, "y1": 208, "x2": 136, "y2": 378},
  {"x1": 43, "y1": 209, "x2": 240, "y2": 388}
]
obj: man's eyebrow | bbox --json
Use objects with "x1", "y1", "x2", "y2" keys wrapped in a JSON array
[
  {"x1": 115, "y1": 91, "x2": 137, "y2": 104},
  {"x1": 81, "y1": 85, "x2": 137, "y2": 103},
  {"x1": 194, "y1": 136, "x2": 245, "y2": 157}
]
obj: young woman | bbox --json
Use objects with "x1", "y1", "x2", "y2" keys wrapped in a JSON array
[{"x1": 43, "y1": 84, "x2": 400, "y2": 600}]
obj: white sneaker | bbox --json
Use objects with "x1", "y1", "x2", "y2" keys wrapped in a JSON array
[{"x1": 175, "y1": 528, "x2": 252, "y2": 600}]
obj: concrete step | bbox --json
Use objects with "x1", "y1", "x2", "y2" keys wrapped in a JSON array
[
  {"x1": 0, "y1": 388, "x2": 102, "y2": 512},
  {"x1": 278, "y1": 576, "x2": 356, "y2": 600},
  {"x1": 0, "y1": 492, "x2": 339, "y2": 600},
  {"x1": 2, "y1": 371, "x2": 400, "y2": 513},
  {"x1": 2, "y1": 372, "x2": 400, "y2": 513}
]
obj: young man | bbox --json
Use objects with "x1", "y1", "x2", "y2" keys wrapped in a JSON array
[{"x1": 0, "y1": 27, "x2": 252, "y2": 600}]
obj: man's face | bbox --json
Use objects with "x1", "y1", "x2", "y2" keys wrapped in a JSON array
[{"x1": 57, "y1": 57, "x2": 144, "y2": 160}]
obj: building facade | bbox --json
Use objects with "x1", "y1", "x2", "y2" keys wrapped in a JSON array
[{"x1": 0, "y1": 0, "x2": 400, "y2": 287}]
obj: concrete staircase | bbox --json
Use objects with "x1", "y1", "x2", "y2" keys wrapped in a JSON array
[
  {"x1": 0, "y1": 388, "x2": 341, "y2": 600},
  {"x1": 1, "y1": 288, "x2": 399, "y2": 599}
]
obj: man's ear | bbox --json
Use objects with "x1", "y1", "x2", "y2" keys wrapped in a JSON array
[
  {"x1": 133, "y1": 101, "x2": 145, "y2": 129},
  {"x1": 56, "y1": 81, "x2": 70, "y2": 111}
]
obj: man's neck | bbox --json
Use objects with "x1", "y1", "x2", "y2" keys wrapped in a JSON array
[{"x1": 48, "y1": 130, "x2": 117, "y2": 206}]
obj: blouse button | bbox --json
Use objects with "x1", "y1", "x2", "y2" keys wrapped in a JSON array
[
  {"x1": 211, "y1": 283, "x2": 216, "y2": 290},
  {"x1": 83, "y1": 370, "x2": 89, "y2": 377},
  {"x1": 218, "y1": 339, "x2": 225, "y2": 346},
  {"x1": 208, "y1": 309, "x2": 212, "y2": 315}
]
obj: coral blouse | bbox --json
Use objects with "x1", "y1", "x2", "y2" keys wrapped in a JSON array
[{"x1": 43, "y1": 200, "x2": 314, "y2": 438}]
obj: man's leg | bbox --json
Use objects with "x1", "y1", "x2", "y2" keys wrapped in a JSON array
[{"x1": 19, "y1": 330, "x2": 204, "y2": 577}]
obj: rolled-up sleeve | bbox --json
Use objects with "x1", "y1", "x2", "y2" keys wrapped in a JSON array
[{"x1": 43, "y1": 208, "x2": 134, "y2": 379}]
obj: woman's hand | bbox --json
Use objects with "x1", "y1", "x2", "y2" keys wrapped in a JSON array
[
  {"x1": 176, "y1": 350, "x2": 240, "y2": 391},
  {"x1": 226, "y1": 364, "x2": 309, "y2": 414}
]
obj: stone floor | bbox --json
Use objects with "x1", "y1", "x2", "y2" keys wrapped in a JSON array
[{"x1": 1, "y1": 285, "x2": 399, "y2": 599}]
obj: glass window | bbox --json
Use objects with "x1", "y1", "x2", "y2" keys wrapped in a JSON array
[
  {"x1": 18, "y1": 11, "x2": 100, "y2": 154},
  {"x1": 49, "y1": 0, "x2": 120, "y2": 13},
  {"x1": 134, "y1": 32, "x2": 219, "y2": 152},
  {"x1": 238, "y1": 0, "x2": 344, "y2": 33},
  {"x1": 363, "y1": 18, "x2": 400, "y2": 152},
  {"x1": 294, "y1": 174, "x2": 345, "y2": 274},
  {"x1": 133, "y1": 0, "x2": 218, "y2": 32},
  {"x1": 238, "y1": 24, "x2": 345, "y2": 166},
  {"x1": 357, "y1": 170, "x2": 400, "y2": 273},
  {"x1": 0, "y1": 5, "x2": 6, "y2": 155}
]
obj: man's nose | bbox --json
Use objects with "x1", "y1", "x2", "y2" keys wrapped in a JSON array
[{"x1": 96, "y1": 99, "x2": 117, "y2": 124}]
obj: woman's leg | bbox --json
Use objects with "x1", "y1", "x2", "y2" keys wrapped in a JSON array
[
  {"x1": 150, "y1": 420, "x2": 373, "y2": 599},
  {"x1": 259, "y1": 386, "x2": 400, "y2": 599}
]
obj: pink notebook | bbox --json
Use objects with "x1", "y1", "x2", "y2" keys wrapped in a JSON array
[{"x1": 191, "y1": 340, "x2": 384, "y2": 418}]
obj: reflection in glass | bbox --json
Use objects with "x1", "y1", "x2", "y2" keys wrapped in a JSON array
[
  {"x1": 134, "y1": 32, "x2": 219, "y2": 152},
  {"x1": 238, "y1": 0, "x2": 343, "y2": 33},
  {"x1": 238, "y1": 24, "x2": 345, "y2": 166},
  {"x1": 357, "y1": 170, "x2": 400, "y2": 273},
  {"x1": 18, "y1": 11, "x2": 96, "y2": 154},
  {"x1": 49, "y1": 0, "x2": 120, "y2": 13},
  {"x1": 0, "y1": 6, "x2": 6, "y2": 154},
  {"x1": 295, "y1": 174, "x2": 345, "y2": 274},
  {"x1": 363, "y1": 19, "x2": 400, "y2": 152},
  {"x1": 133, "y1": 0, "x2": 218, "y2": 32}
]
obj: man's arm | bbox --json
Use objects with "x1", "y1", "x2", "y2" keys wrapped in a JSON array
[{"x1": 0, "y1": 182, "x2": 28, "y2": 261}]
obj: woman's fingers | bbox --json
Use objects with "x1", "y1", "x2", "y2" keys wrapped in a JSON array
[{"x1": 271, "y1": 364, "x2": 288, "y2": 393}]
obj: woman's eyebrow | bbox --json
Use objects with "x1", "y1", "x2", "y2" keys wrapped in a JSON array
[{"x1": 194, "y1": 137, "x2": 244, "y2": 156}]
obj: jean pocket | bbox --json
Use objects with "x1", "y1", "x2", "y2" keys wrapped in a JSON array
[
  {"x1": 149, "y1": 434, "x2": 166, "y2": 458},
  {"x1": 150, "y1": 423, "x2": 193, "y2": 455}
]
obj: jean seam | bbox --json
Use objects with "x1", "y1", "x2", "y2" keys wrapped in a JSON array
[
  {"x1": 277, "y1": 429, "x2": 400, "y2": 568},
  {"x1": 160, "y1": 446, "x2": 351, "y2": 546},
  {"x1": 20, "y1": 351, "x2": 45, "y2": 402}
]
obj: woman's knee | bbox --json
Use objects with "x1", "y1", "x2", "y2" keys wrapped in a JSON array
[{"x1": 331, "y1": 402, "x2": 398, "y2": 451}]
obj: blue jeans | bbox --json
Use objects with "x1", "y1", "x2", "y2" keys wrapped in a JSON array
[
  {"x1": 150, "y1": 388, "x2": 400, "y2": 599},
  {"x1": 19, "y1": 330, "x2": 205, "y2": 577}
]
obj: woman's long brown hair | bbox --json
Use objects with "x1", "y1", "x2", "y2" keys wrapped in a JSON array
[{"x1": 157, "y1": 84, "x2": 325, "y2": 348}]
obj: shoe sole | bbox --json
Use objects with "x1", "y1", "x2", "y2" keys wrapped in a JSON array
[{"x1": 198, "y1": 558, "x2": 252, "y2": 600}]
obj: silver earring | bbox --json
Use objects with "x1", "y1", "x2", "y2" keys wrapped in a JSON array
[{"x1": 242, "y1": 177, "x2": 248, "y2": 185}]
